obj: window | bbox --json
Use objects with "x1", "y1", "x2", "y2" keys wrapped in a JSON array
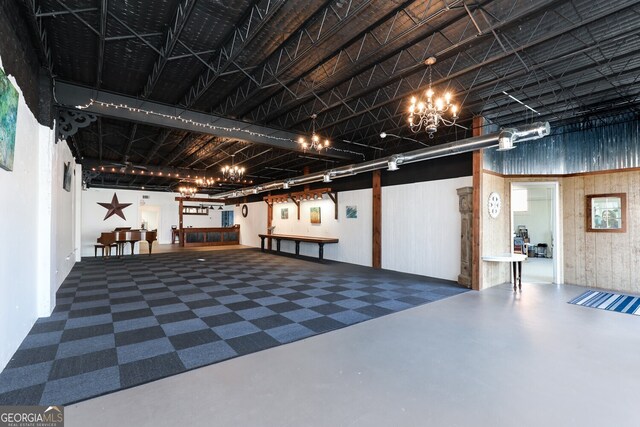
[
  {"x1": 512, "y1": 188, "x2": 528, "y2": 212},
  {"x1": 221, "y1": 210, "x2": 234, "y2": 227}
]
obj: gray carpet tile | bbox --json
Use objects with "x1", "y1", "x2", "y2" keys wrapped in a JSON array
[{"x1": 0, "y1": 248, "x2": 468, "y2": 406}]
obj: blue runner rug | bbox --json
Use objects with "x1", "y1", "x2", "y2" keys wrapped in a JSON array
[{"x1": 569, "y1": 290, "x2": 640, "y2": 315}]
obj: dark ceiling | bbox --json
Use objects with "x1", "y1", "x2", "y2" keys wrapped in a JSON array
[{"x1": 18, "y1": 0, "x2": 640, "y2": 193}]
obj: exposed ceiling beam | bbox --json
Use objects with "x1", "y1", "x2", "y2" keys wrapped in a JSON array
[
  {"x1": 54, "y1": 81, "x2": 362, "y2": 160},
  {"x1": 142, "y1": 0, "x2": 197, "y2": 98},
  {"x1": 179, "y1": 0, "x2": 288, "y2": 109},
  {"x1": 96, "y1": 0, "x2": 107, "y2": 88},
  {"x1": 215, "y1": 0, "x2": 375, "y2": 116}
]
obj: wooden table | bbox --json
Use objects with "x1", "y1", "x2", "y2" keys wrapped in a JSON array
[
  {"x1": 258, "y1": 234, "x2": 339, "y2": 260},
  {"x1": 482, "y1": 253, "x2": 527, "y2": 290}
]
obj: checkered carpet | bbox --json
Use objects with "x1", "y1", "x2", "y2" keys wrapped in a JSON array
[{"x1": 0, "y1": 249, "x2": 467, "y2": 405}]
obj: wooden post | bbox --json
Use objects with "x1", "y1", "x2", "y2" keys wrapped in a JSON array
[
  {"x1": 471, "y1": 116, "x2": 485, "y2": 290},
  {"x1": 303, "y1": 166, "x2": 310, "y2": 192},
  {"x1": 372, "y1": 170, "x2": 382, "y2": 269},
  {"x1": 178, "y1": 199, "x2": 184, "y2": 247},
  {"x1": 267, "y1": 201, "x2": 273, "y2": 250}
]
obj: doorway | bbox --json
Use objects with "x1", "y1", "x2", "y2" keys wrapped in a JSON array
[
  {"x1": 140, "y1": 205, "x2": 161, "y2": 232},
  {"x1": 510, "y1": 182, "x2": 562, "y2": 284}
]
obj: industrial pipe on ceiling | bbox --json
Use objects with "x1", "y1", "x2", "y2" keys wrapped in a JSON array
[{"x1": 217, "y1": 122, "x2": 550, "y2": 199}]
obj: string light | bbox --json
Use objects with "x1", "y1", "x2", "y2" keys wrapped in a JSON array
[
  {"x1": 76, "y1": 99, "x2": 294, "y2": 143},
  {"x1": 75, "y1": 99, "x2": 366, "y2": 160}
]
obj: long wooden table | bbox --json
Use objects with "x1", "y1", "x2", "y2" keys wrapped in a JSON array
[{"x1": 258, "y1": 233, "x2": 339, "y2": 260}]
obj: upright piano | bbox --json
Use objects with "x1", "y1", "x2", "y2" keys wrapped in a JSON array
[{"x1": 97, "y1": 229, "x2": 158, "y2": 255}]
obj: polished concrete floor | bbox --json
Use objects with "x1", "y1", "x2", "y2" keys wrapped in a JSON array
[
  {"x1": 521, "y1": 257, "x2": 553, "y2": 284},
  {"x1": 66, "y1": 282, "x2": 640, "y2": 427}
]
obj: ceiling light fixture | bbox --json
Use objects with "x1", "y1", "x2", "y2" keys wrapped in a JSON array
[
  {"x1": 221, "y1": 154, "x2": 246, "y2": 182},
  {"x1": 298, "y1": 114, "x2": 330, "y2": 152},
  {"x1": 178, "y1": 186, "x2": 197, "y2": 198},
  {"x1": 408, "y1": 57, "x2": 459, "y2": 138}
]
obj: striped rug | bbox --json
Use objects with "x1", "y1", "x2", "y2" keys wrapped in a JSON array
[{"x1": 569, "y1": 290, "x2": 640, "y2": 315}]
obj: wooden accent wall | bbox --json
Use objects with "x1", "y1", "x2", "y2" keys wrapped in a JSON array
[
  {"x1": 562, "y1": 170, "x2": 640, "y2": 293},
  {"x1": 372, "y1": 170, "x2": 381, "y2": 269}
]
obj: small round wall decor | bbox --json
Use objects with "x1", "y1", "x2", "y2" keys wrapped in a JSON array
[
  {"x1": 241, "y1": 204, "x2": 248, "y2": 217},
  {"x1": 488, "y1": 192, "x2": 501, "y2": 218}
]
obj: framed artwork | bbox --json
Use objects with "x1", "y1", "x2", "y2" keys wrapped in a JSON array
[
  {"x1": 0, "y1": 66, "x2": 19, "y2": 172},
  {"x1": 281, "y1": 207, "x2": 288, "y2": 219},
  {"x1": 310, "y1": 207, "x2": 321, "y2": 224},
  {"x1": 346, "y1": 205, "x2": 357, "y2": 219},
  {"x1": 63, "y1": 162, "x2": 72, "y2": 192},
  {"x1": 586, "y1": 193, "x2": 626, "y2": 232}
]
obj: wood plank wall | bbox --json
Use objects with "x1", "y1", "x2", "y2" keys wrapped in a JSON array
[{"x1": 562, "y1": 170, "x2": 640, "y2": 293}]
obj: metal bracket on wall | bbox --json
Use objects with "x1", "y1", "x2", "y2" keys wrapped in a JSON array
[{"x1": 57, "y1": 108, "x2": 97, "y2": 141}]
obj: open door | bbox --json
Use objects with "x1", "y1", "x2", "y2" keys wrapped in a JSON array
[{"x1": 510, "y1": 182, "x2": 562, "y2": 284}]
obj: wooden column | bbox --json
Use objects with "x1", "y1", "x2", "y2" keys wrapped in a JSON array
[
  {"x1": 178, "y1": 199, "x2": 184, "y2": 247},
  {"x1": 267, "y1": 194, "x2": 273, "y2": 250},
  {"x1": 372, "y1": 170, "x2": 382, "y2": 269},
  {"x1": 471, "y1": 116, "x2": 485, "y2": 290}
]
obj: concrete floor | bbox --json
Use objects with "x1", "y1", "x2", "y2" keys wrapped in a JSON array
[
  {"x1": 522, "y1": 257, "x2": 553, "y2": 284},
  {"x1": 66, "y1": 282, "x2": 640, "y2": 427}
]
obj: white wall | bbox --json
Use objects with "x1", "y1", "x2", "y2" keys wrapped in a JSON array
[
  {"x1": 382, "y1": 176, "x2": 472, "y2": 281},
  {"x1": 234, "y1": 201, "x2": 267, "y2": 248},
  {"x1": 80, "y1": 189, "x2": 234, "y2": 255},
  {"x1": 268, "y1": 189, "x2": 373, "y2": 266},
  {"x1": 0, "y1": 57, "x2": 78, "y2": 370}
]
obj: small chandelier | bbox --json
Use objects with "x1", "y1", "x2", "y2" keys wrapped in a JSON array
[
  {"x1": 408, "y1": 57, "x2": 459, "y2": 138},
  {"x1": 195, "y1": 176, "x2": 217, "y2": 187},
  {"x1": 178, "y1": 186, "x2": 197, "y2": 198},
  {"x1": 221, "y1": 155, "x2": 245, "y2": 182},
  {"x1": 298, "y1": 114, "x2": 329, "y2": 152}
]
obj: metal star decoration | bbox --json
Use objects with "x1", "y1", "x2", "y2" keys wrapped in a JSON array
[{"x1": 98, "y1": 193, "x2": 132, "y2": 220}]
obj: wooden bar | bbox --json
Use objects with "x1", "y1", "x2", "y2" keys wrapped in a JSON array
[
  {"x1": 372, "y1": 170, "x2": 381, "y2": 269},
  {"x1": 182, "y1": 226, "x2": 240, "y2": 247}
]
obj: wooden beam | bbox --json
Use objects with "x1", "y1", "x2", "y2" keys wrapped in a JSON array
[
  {"x1": 372, "y1": 170, "x2": 381, "y2": 269},
  {"x1": 175, "y1": 196, "x2": 226, "y2": 203},
  {"x1": 267, "y1": 202, "x2": 273, "y2": 250},
  {"x1": 293, "y1": 198, "x2": 300, "y2": 220},
  {"x1": 327, "y1": 192, "x2": 338, "y2": 220},
  {"x1": 178, "y1": 199, "x2": 184, "y2": 247},
  {"x1": 471, "y1": 116, "x2": 485, "y2": 291}
]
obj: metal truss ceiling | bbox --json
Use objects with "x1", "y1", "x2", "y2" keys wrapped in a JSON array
[{"x1": 18, "y1": 0, "x2": 640, "y2": 193}]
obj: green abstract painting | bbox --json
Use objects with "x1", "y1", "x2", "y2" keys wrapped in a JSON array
[{"x1": 0, "y1": 67, "x2": 19, "y2": 171}]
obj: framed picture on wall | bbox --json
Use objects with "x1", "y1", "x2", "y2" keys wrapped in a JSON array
[
  {"x1": 346, "y1": 205, "x2": 357, "y2": 219},
  {"x1": 0, "y1": 66, "x2": 19, "y2": 172},
  {"x1": 586, "y1": 193, "x2": 626, "y2": 232},
  {"x1": 310, "y1": 207, "x2": 321, "y2": 224},
  {"x1": 281, "y1": 207, "x2": 288, "y2": 219}
]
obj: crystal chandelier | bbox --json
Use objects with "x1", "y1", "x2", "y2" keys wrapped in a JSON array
[
  {"x1": 221, "y1": 154, "x2": 245, "y2": 182},
  {"x1": 178, "y1": 186, "x2": 197, "y2": 198},
  {"x1": 298, "y1": 114, "x2": 330, "y2": 152},
  {"x1": 408, "y1": 57, "x2": 459, "y2": 138}
]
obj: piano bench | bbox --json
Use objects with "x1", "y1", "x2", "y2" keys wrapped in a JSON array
[{"x1": 95, "y1": 243, "x2": 118, "y2": 257}]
